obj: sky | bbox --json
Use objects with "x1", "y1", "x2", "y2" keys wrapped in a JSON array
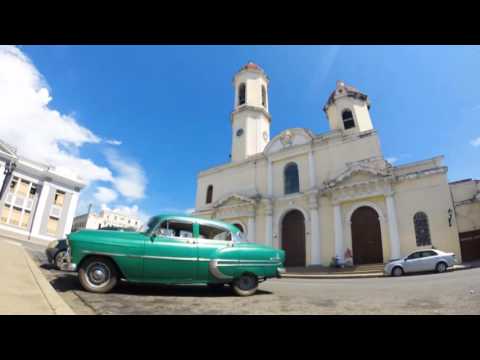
[{"x1": 0, "y1": 45, "x2": 479, "y2": 221}]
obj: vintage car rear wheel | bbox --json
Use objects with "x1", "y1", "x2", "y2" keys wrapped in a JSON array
[
  {"x1": 231, "y1": 274, "x2": 258, "y2": 296},
  {"x1": 79, "y1": 256, "x2": 118, "y2": 293}
]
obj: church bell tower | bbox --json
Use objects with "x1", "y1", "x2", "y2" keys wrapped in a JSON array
[
  {"x1": 231, "y1": 62, "x2": 271, "y2": 162},
  {"x1": 323, "y1": 81, "x2": 374, "y2": 133}
]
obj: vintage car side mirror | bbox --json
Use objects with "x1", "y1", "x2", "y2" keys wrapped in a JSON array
[{"x1": 150, "y1": 234, "x2": 156, "y2": 242}]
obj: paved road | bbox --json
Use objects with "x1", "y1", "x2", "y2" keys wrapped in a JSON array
[{"x1": 24, "y1": 243, "x2": 480, "y2": 315}]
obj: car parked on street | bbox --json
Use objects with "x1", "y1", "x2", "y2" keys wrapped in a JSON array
[
  {"x1": 384, "y1": 249, "x2": 456, "y2": 276},
  {"x1": 46, "y1": 227, "x2": 137, "y2": 269},
  {"x1": 46, "y1": 239, "x2": 68, "y2": 270},
  {"x1": 61, "y1": 214, "x2": 286, "y2": 296}
]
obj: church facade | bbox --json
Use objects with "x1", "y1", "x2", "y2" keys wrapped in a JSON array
[{"x1": 193, "y1": 62, "x2": 466, "y2": 267}]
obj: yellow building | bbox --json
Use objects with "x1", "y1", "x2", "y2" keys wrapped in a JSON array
[{"x1": 194, "y1": 62, "x2": 478, "y2": 267}]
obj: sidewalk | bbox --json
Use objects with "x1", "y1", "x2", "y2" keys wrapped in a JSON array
[{"x1": 0, "y1": 239, "x2": 74, "y2": 315}]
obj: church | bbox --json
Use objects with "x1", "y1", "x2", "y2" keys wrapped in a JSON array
[{"x1": 193, "y1": 62, "x2": 478, "y2": 267}]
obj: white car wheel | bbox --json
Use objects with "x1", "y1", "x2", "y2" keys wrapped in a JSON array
[
  {"x1": 392, "y1": 267, "x2": 403, "y2": 277},
  {"x1": 436, "y1": 262, "x2": 447, "y2": 273}
]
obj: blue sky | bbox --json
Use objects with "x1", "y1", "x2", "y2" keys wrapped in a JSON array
[{"x1": 8, "y1": 45, "x2": 480, "y2": 219}]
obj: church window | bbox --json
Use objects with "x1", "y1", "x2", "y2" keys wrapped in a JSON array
[
  {"x1": 262, "y1": 85, "x2": 266, "y2": 107},
  {"x1": 342, "y1": 110, "x2": 355, "y2": 130},
  {"x1": 414, "y1": 212, "x2": 431, "y2": 246},
  {"x1": 206, "y1": 185, "x2": 213, "y2": 204},
  {"x1": 284, "y1": 163, "x2": 300, "y2": 195},
  {"x1": 238, "y1": 83, "x2": 246, "y2": 105}
]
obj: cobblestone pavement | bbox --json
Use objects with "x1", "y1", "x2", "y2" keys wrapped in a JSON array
[{"x1": 25, "y1": 245, "x2": 480, "y2": 315}]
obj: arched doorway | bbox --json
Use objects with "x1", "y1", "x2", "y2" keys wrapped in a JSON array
[
  {"x1": 232, "y1": 223, "x2": 244, "y2": 233},
  {"x1": 281, "y1": 210, "x2": 306, "y2": 267},
  {"x1": 351, "y1": 206, "x2": 383, "y2": 264}
]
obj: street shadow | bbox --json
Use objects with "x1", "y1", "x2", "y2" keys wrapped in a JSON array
[
  {"x1": 48, "y1": 273, "x2": 272, "y2": 298},
  {"x1": 40, "y1": 263, "x2": 57, "y2": 271},
  {"x1": 113, "y1": 282, "x2": 272, "y2": 297}
]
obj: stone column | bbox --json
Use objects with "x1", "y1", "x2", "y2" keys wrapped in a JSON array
[
  {"x1": 309, "y1": 193, "x2": 321, "y2": 265},
  {"x1": 248, "y1": 210, "x2": 256, "y2": 243},
  {"x1": 30, "y1": 181, "x2": 51, "y2": 237},
  {"x1": 267, "y1": 158, "x2": 273, "y2": 196},
  {"x1": 308, "y1": 149, "x2": 316, "y2": 189},
  {"x1": 386, "y1": 193, "x2": 401, "y2": 260},
  {"x1": 0, "y1": 162, "x2": 6, "y2": 197},
  {"x1": 62, "y1": 191, "x2": 79, "y2": 238},
  {"x1": 333, "y1": 203, "x2": 344, "y2": 262},
  {"x1": 265, "y1": 200, "x2": 273, "y2": 247}
]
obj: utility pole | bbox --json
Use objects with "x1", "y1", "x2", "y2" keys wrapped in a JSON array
[{"x1": 0, "y1": 159, "x2": 16, "y2": 202}]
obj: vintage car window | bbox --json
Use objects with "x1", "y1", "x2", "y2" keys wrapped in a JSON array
[
  {"x1": 156, "y1": 220, "x2": 194, "y2": 239},
  {"x1": 234, "y1": 231, "x2": 247, "y2": 243},
  {"x1": 199, "y1": 224, "x2": 232, "y2": 241}
]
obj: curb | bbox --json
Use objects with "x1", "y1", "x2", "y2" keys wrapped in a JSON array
[
  {"x1": 281, "y1": 265, "x2": 475, "y2": 279},
  {"x1": 23, "y1": 247, "x2": 75, "y2": 315},
  {"x1": 282, "y1": 273, "x2": 385, "y2": 279}
]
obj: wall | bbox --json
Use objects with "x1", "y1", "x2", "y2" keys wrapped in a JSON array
[{"x1": 394, "y1": 172, "x2": 461, "y2": 260}]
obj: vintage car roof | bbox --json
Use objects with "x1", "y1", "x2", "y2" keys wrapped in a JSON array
[{"x1": 149, "y1": 214, "x2": 240, "y2": 231}]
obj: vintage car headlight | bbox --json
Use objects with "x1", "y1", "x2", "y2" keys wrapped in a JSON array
[{"x1": 48, "y1": 240, "x2": 59, "y2": 249}]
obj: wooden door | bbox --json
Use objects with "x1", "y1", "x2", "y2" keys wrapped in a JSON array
[
  {"x1": 460, "y1": 230, "x2": 480, "y2": 262},
  {"x1": 351, "y1": 206, "x2": 383, "y2": 265},
  {"x1": 282, "y1": 210, "x2": 306, "y2": 267}
]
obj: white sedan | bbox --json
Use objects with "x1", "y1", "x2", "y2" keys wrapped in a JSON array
[{"x1": 384, "y1": 249, "x2": 456, "y2": 276}]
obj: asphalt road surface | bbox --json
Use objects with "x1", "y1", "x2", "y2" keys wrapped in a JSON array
[{"x1": 25, "y1": 243, "x2": 480, "y2": 315}]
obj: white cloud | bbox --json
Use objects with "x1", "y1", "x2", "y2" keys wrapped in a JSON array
[
  {"x1": 105, "y1": 139, "x2": 122, "y2": 146},
  {"x1": 105, "y1": 149, "x2": 147, "y2": 200},
  {"x1": 94, "y1": 186, "x2": 118, "y2": 204},
  {"x1": 386, "y1": 157, "x2": 398, "y2": 164},
  {"x1": 0, "y1": 45, "x2": 149, "y2": 215},
  {"x1": 470, "y1": 137, "x2": 480, "y2": 147},
  {"x1": 0, "y1": 45, "x2": 113, "y2": 185}
]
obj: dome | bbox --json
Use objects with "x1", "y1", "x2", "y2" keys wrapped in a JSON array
[
  {"x1": 239, "y1": 61, "x2": 266, "y2": 74},
  {"x1": 324, "y1": 80, "x2": 370, "y2": 111}
]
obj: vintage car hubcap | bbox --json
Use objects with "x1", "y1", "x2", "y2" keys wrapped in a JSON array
[
  {"x1": 86, "y1": 263, "x2": 110, "y2": 287},
  {"x1": 238, "y1": 276, "x2": 256, "y2": 290},
  {"x1": 55, "y1": 251, "x2": 68, "y2": 268}
]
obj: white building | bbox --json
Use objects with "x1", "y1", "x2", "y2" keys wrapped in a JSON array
[
  {"x1": 0, "y1": 140, "x2": 85, "y2": 243},
  {"x1": 72, "y1": 208, "x2": 143, "y2": 232},
  {"x1": 194, "y1": 62, "x2": 480, "y2": 267}
]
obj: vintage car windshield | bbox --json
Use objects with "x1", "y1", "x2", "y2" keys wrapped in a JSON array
[{"x1": 140, "y1": 217, "x2": 158, "y2": 234}]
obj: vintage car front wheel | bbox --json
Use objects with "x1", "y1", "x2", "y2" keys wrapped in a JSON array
[
  {"x1": 79, "y1": 256, "x2": 118, "y2": 293},
  {"x1": 231, "y1": 274, "x2": 258, "y2": 296}
]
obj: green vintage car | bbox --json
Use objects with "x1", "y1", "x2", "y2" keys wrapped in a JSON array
[{"x1": 62, "y1": 214, "x2": 285, "y2": 296}]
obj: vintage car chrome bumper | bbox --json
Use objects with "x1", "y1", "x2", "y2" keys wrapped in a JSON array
[
  {"x1": 277, "y1": 267, "x2": 286, "y2": 278},
  {"x1": 59, "y1": 246, "x2": 76, "y2": 272},
  {"x1": 60, "y1": 261, "x2": 77, "y2": 272}
]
